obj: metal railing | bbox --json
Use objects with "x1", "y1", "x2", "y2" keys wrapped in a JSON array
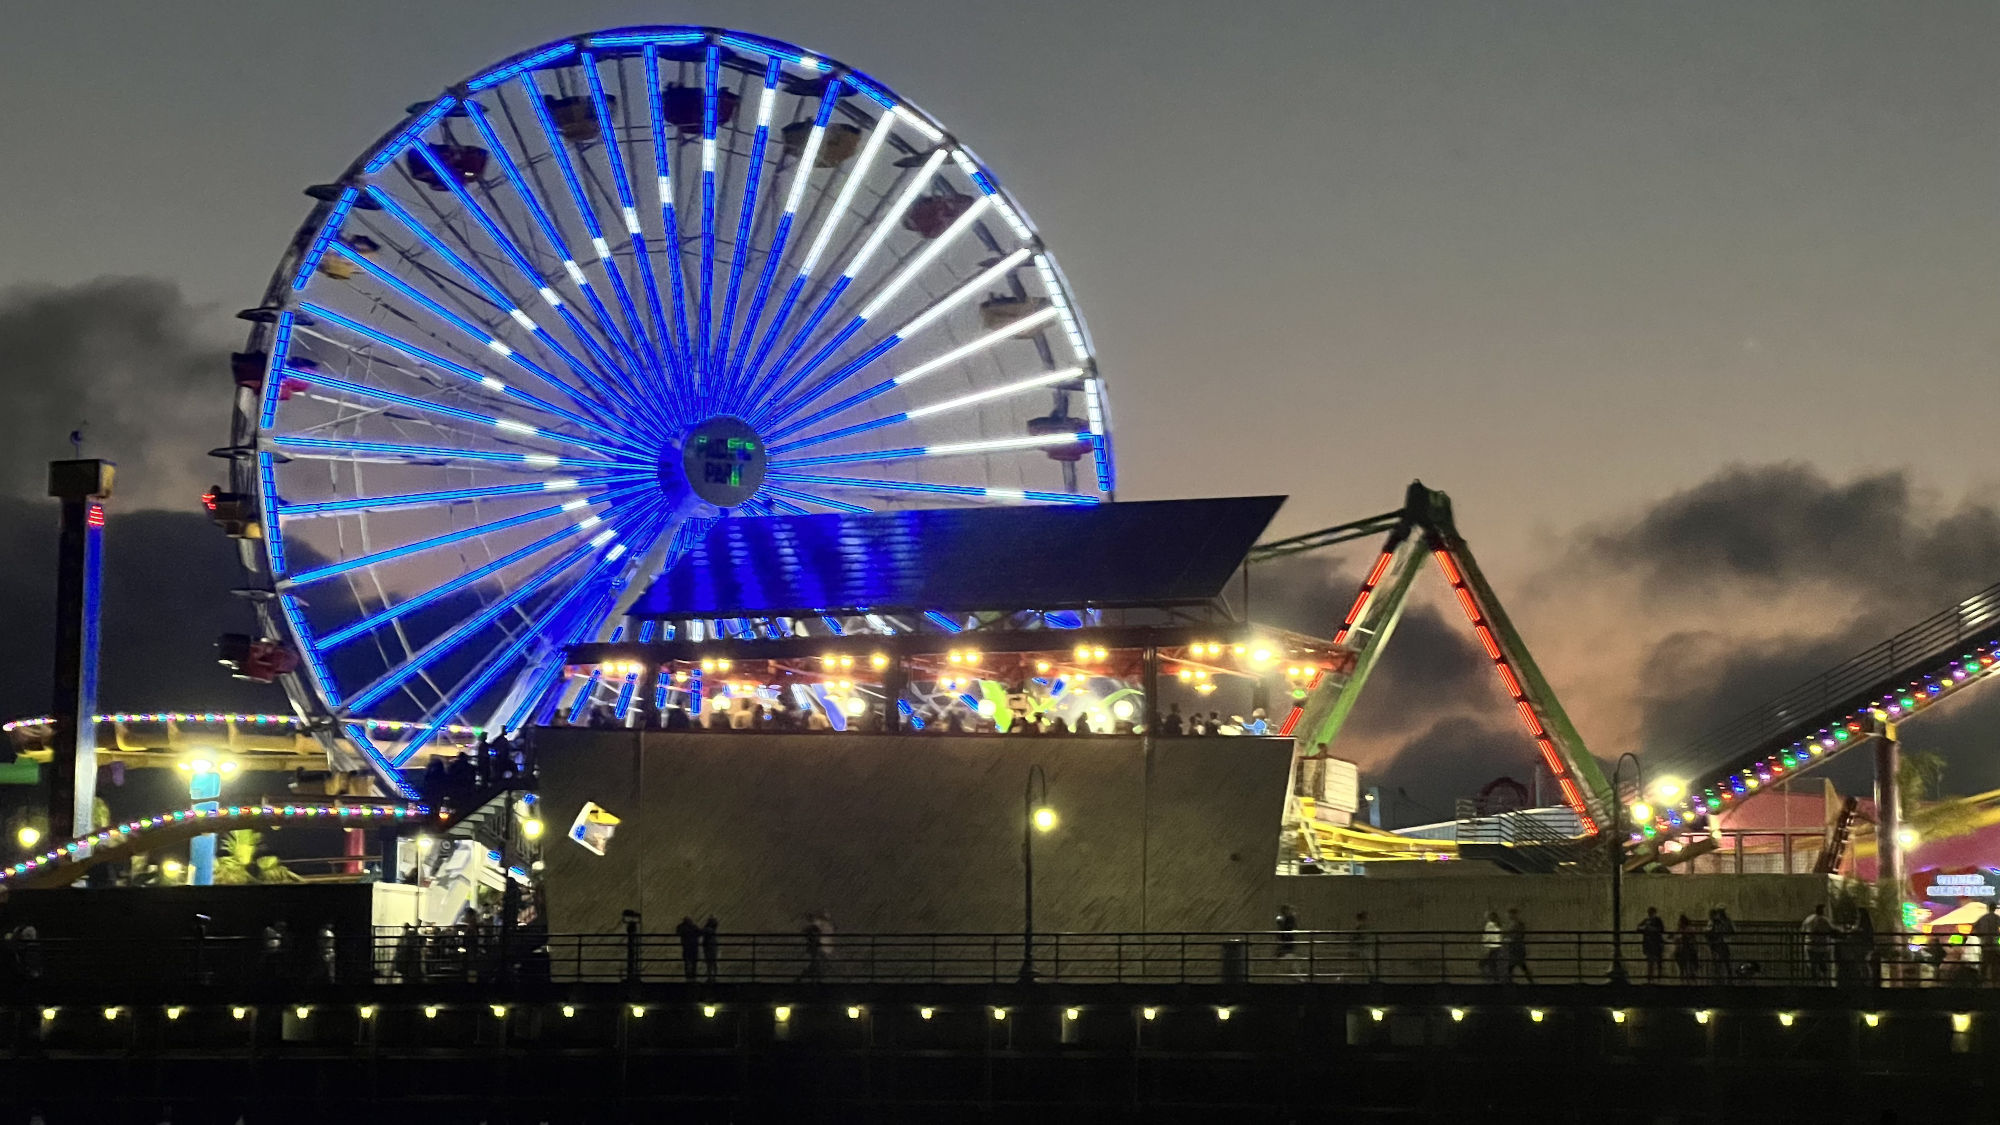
[
  {"x1": 1661, "y1": 579, "x2": 2000, "y2": 772},
  {"x1": 5, "y1": 927, "x2": 1999, "y2": 991}
]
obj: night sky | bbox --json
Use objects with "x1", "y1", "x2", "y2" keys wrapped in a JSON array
[{"x1": 1, "y1": 2, "x2": 1996, "y2": 817}]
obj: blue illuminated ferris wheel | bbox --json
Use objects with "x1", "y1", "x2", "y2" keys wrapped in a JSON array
[{"x1": 224, "y1": 26, "x2": 1115, "y2": 791}]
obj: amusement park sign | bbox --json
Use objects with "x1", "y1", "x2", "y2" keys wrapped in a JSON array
[{"x1": 1914, "y1": 868, "x2": 2000, "y2": 902}]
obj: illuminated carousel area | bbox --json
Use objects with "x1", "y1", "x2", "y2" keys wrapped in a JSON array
[{"x1": 536, "y1": 495, "x2": 1342, "y2": 934}]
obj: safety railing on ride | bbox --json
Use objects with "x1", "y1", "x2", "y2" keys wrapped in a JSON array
[
  {"x1": 6, "y1": 927, "x2": 1998, "y2": 990},
  {"x1": 1661, "y1": 579, "x2": 2000, "y2": 771}
]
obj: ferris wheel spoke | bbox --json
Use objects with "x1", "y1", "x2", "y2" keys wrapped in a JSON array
[
  {"x1": 644, "y1": 45, "x2": 699, "y2": 396},
  {"x1": 743, "y1": 147, "x2": 947, "y2": 414},
  {"x1": 766, "y1": 366, "x2": 1084, "y2": 454},
  {"x1": 280, "y1": 365, "x2": 637, "y2": 460},
  {"x1": 709, "y1": 57, "x2": 783, "y2": 401},
  {"x1": 581, "y1": 50, "x2": 686, "y2": 410},
  {"x1": 342, "y1": 504, "x2": 654, "y2": 715},
  {"x1": 295, "y1": 301, "x2": 650, "y2": 450},
  {"x1": 364, "y1": 185, "x2": 658, "y2": 433},
  {"x1": 499, "y1": 582, "x2": 623, "y2": 731},
  {"x1": 313, "y1": 485, "x2": 657, "y2": 649},
  {"x1": 732, "y1": 113, "x2": 895, "y2": 406},
  {"x1": 718, "y1": 79, "x2": 842, "y2": 407},
  {"x1": 773, "y1": 428, "x2": 1090, "y2": 471},
  {"x1": 761, "y1": 484, "x2": 872, "y2": 514},
  {"x1": 765, "y1": 472, "x2": 1099, "y2": 505},
  {"x1": 324, "y1": 242, "x2": 652, "y2": 443},
  {"x1": 511, "y1": 70, "x2": 662, "y2": 393},
  {"x1": 404, "y1": 140, "x2": 652, "y2": 416},
  {"x1": 693, "y1": 44, "x2": 728, "y2": 391},
  {"x1": 278, "y1": 480, "x2": 641, "y2": 591},
  {"x1": 755, "y1": 192, "x2": 1000, "y2": 427},
  {"x1": 269, "y1": 433, "x2": 640, "y2": 473},
  {"x1": 385, "y1": 537, "x2": 646, "y2": 764},
  {"x1": 274, "y1": 472, "x2": 643, "y2": 519},
  {"x1": 760, "y1": 276, "x2": 1064, "y2": 442}
]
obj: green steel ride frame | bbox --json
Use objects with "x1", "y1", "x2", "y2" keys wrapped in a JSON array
[{"x1": 1259, "y1": 481, "x2": 1612, "y2": 857}]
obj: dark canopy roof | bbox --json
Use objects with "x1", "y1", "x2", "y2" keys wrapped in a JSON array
[{"x1": 629, "y1": 496, "x2": 1285, "y2": 619}]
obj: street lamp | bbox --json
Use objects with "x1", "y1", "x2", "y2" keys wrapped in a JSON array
[
  {"x1": 1608, "y1": 752, "x2": 1643, "y2": 986},
  {"x1": 1019, "y1": 765, "x2": 1056, "y2": 984}
]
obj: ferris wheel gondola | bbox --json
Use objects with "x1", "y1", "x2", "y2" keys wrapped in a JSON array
[{"x1": 221, "y1": 26, "x2": 1115, "y2": 793}]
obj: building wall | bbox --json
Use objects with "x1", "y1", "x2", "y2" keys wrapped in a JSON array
[
  {"x1": 533, "y1": 730, "x2": 1829, "y2": 939},
  {"x1": 535, "y1": 729, "x2": 1292, "y2": 935}
]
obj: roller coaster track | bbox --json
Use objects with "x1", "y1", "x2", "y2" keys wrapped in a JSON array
[
  {"x1": 0, "y1": 802, "x2": 426, "y2": 889},
  {"x1": 1637, "y1": 578, "x2": 2000, "y2": 847}
]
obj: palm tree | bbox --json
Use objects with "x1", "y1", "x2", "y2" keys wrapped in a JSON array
[{"x1": 214, "y1": 829, "x2": 300, "y2": 884}]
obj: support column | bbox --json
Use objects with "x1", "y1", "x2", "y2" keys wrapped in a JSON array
[
  {"x1": 1875, "y1": 728, "x2": 1903, "y2": 924},
  {"x1": 46, "y1": 459, "x2": 113, "y2": 843},
  {"x1": 188, "y1": 766, "x2": 220, "y2": 885}
]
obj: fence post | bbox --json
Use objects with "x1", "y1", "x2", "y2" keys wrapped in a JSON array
[
  {"x1": 749, "y1": 935, "x2": 757, "y2": 983},
  {"x1": 1180, "y1": 933, "x2": 1187, "y2": 984},
  {"x1": 1053, "y1": 933, "x2": 1062, "y2": 983},
  {"x1": 1438, "y1": 933, "x2": 1446, "y2": 983},
  {"x1": 1307, "y1": 936, "x2": 1315, "y2": 981}
]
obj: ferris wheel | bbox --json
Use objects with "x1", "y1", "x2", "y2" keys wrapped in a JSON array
[{"x1": 222, "y1": 26, "x2": 1115, "y2": 793}]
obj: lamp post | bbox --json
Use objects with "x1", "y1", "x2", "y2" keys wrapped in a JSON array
[
  {"x1": 1607, "y1": 752, "x2": 1643, "y2": 986},
  {"x1": 1019, "y1": 765, "x2": 1057, "y2": 984}
]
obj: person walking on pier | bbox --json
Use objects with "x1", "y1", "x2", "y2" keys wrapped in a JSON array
[
  {"x1": 1802, "y1": 904, "x2": 1836, "y2": 985},
  {"x1": 1707, "y1": 906, "x2": 1737, "y2": 984},
  {"x1": 1637, "y1": 906, "x2": 1666, "y2": 984},
  {"x1": 1973, "y1": 904, "x2": 1999, "y2": 986},
  {"x1": 701, "y1": 916, "x2": 720, "y2": 984},
  {"x1": 676, "y1": 916, "x2": 701, "y2": 983},
  {"x1": 1479, "y1": 911, "x2": 1503, "y2": 982},
  {"x1": 1274, "y1": 903, "x2": 1299, "y2": 961},
  {"x1": 1503, "y1": 907, "x2": 1534, "y2": 984},
  {"x1": 1673, "y1": 914, "x2": 1700, "y2": 983}
]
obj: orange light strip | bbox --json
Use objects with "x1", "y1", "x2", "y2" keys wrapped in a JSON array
[
  {"x1": 1431, "y1": 548, "x2": 1594, "y2": 831},
  {"x1": 1283, "y1": 548, "x2": 1398, "y2": 738}
]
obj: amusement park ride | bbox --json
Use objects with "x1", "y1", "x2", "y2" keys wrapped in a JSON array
[{"x1": 6, "y1": 23, "x2": 2000, "y2": 899}]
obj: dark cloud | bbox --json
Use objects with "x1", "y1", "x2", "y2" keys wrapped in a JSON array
[
  {"x1": 1579, "y1": 462, "x2": 2000, "y2": 616},
  {"x1": 1570, "y1": 462, "x2": 2000, "y2": 796},
  {"x1": 0, "y1": 277, "x2": 230, "y2": 510},
  {"x1": 1373, "y1": 717, "x2": 1541, "y2": 829}
]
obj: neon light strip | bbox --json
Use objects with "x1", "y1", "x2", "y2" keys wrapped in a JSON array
[
  {"x1": 768, "y1": 302, "x2": 1055, "y2": 445},
  {"x1": 718, "y1": 81, "x2": 842, "y2": 408},
  {"x1": 696, "y1": 44, "x2": 722, "y2": 387},
  {"x1": 709, "y1": 59, "x2": 782, "y2": 398},
  {"x1": 0, "y1": 804, "x2": 426, "y2": 882},
  {"x1": 282, "y1": 366, "x2": 631, "y2": 459},
  {"x1": 514, "y1": 71, "x2": 656, "y2": 386},
  {"x1": 0, "y1": 713, "x2": 479, "y2": 734},
  {"x1": 326, "y1": 243, "x2": 648, "y2": 441},
  {"x1": 716, "y1": 32, "x2": 832, "y2": 70},
  {"x1": 361, "y1": 96, "x2": 460, "y2": 174},
  {"x1": 391, "y1": 528, "x2": 643, "y2": 764},
  {"x1": 588, "y1": 30, "x2": 706, "y2": 48},
  {"x1": 756, "y1": 189, "x2": 992, "y2": 423},
  {"x1": 468, "y1": 42, "x2": 578, "y2": 91},
  {"x1": 772, "y1": 431, "x2": 1091, "y2": 468},
  {"x1": 644, "y1": 44, "x2": 698, "y2": 394},
  {"x1": 753, "y1": 148, "x2": 951, "y2": 410},
  {"x1": 406, "y1": 140, "x2": 646, "y2": 405},
  {"x1": 762, "y1": 485, "x2": 871, "y2": 513},
  {"x1": 343, "y1": 530, "x2": 628, "y2": 711},
  {"x1": 275, "y1": 477, "x2": 599, "y2": 518},
  {"x1": 924, "y1": 611, "x2": 963, "y2": 633},
  {"x1": 291, "y1": 187, "x2": 359, "y2": 291},
  {"x1": 733, "y1": 115, "x2": 895, "y2": 399},
  {"x1": 295, "y1": 301, "x2": 638, "y2": 447},
  {"x1": 308, "y1": 489, "x2": 651, "y2": 643},
  {"x1": 282, "y1": 500, "x2": 580, "y2": 589},
  {"x1": 580, "y1": 51, "x2": 683, "y2": 413},
  {"x1": 769, "y1": 370, "x2": 1082, "y2": 455},
  {"x1": 765, "y1": 472, "x2": 1096, "y2": 505},
  {"x1": 270, "y1": 434, "x2": 632, "y2": 471}
]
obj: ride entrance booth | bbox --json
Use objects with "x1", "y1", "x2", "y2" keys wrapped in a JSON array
[{"x1": 535, "y1": 496, "x2": 1334, "y2": 935}]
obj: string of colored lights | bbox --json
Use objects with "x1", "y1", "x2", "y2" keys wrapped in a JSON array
[
  {"x1": 1642, "y1": 638, "x2": 2000, "y2": 843},
  {"x1": 0, "y1": 803, "x2": 425, "y2": 885},
  {"x1": 1, "y1": 713, "x2": 480, "y2": 737}
]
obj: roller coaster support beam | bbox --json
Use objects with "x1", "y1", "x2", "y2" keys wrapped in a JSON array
[
  {"x1": 1277, "y1": 481, "x2": 1610, "y2": 840},
  {"x1": 46, "y1": 459, "x2": 113, "y2": 844},
  {"x1": 1873, "y1": 710, "x2": 1904, "y2": 924}
]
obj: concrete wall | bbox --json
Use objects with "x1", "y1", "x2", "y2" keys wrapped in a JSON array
[
  {"x1": 535, "y1": 729, "x2": 1293, "y2": 935},
  {"x1": 533, "y1": 729, "x2": 1829, "y2": 940}
]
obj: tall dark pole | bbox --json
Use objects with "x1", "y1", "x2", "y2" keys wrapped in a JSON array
[
  {"x1": 1873, "y1": 711, "x2": 1903, "y2": 927},
  {"x1": 47, "y1": 459, "x2": 113, "y2": 844},
  {"x1": 1018, "y1": 764, "x2": 1050, "y2": 984},
  {"x1": 1607, "y1": 752, "x2": 1641, "y2": 985}
]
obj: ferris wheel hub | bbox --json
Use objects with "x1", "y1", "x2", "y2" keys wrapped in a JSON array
[{"x1": 671, "y1": 415, "x2": 767, "y2": 511}]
